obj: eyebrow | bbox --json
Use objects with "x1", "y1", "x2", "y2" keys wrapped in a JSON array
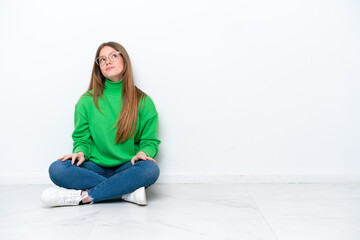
[{"x1": 98, "y1": 51, "x2": 118, "y2": 58}]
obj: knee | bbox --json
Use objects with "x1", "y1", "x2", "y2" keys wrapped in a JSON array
[
  {"x1": 141, "y1": 160, "x2": 160, "y2": 184},
  {"x1": 48, "y1": 160, "x2": 70, "y2": 184}
]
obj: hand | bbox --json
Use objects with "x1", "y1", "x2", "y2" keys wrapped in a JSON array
[
  {"x1": 58, "y1": 152, "x2": 85, "y2": 166},
  {"x1": 131, "y1": 151, "x2": 157, "y2": 165}
]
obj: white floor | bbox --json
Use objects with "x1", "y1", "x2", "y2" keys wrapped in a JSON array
[{"x1": 0, "y1": 183, "x2": 359, "y2": 240}]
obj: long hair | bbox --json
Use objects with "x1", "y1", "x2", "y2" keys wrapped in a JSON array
[{"x1": 87, "y1": 42, "x2": 146, "y2": 143}]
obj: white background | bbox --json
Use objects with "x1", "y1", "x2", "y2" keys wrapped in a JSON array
[{"x1": 0, "y1": 0, "x2": 359, "y2": 183}]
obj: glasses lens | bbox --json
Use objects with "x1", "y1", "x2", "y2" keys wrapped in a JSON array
[
  {"x1": 96, "y1": 57, "x2": 104, "y2": 65},
  {"x1": 111, "y1": 52, "x2": 120, "y2": 60},
  {"x1": 95, "y1": 51, "x2": 121, "y2": 65}
]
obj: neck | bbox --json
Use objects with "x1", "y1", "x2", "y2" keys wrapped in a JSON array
[{"x1": 107, "y1": 75, "x2": 124, "y2": 82}]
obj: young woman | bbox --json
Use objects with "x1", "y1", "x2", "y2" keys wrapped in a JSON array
[{"x1": 41, "y1": 42, "x2": 161, "y2": 207}]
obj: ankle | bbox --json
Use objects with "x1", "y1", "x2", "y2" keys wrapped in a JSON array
[{"x1": 81, "y1": 191, "x2": 93, "y2": 204}]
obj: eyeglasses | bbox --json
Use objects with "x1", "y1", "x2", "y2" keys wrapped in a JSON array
[{"x1": 95, "y1": 51, "x2": 122, "y2": 66}]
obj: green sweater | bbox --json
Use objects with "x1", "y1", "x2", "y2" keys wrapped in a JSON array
[{"x1": 72, "y1": 78, "x2": 161, "y2": 167}]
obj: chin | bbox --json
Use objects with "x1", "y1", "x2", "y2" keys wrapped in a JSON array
[{"x1": 106, "y1": 72, "x2": 121, "y2": 79}]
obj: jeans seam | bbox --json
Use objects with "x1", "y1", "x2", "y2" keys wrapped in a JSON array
[{"x1": 79, "y1": 161, "x2": 108, "y2": 177}]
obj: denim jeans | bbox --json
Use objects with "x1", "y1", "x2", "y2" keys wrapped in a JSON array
[{"x1": 48, "y1": 159, "x2": 160, "y2": 203}]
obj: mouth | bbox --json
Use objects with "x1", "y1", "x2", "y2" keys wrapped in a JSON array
[{"x1": 106, "y1": 67, "x2": 114, "y2": 71}]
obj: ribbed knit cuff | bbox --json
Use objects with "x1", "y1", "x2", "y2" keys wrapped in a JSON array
[
  {"x1": 73, "y1": 146, "x2": 90, "y2": 160},
  {"x1": 140, "y1": 146, "x2": 156, "y2": 159}
]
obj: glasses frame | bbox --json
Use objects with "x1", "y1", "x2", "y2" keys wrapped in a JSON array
[{"x1": 95, "y1": 51, "x2": 122, "y2": 66}]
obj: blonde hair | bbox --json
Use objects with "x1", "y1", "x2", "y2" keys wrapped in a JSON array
[{"x1": 87, "y1": 41, "x2": 146, "y2": 143}]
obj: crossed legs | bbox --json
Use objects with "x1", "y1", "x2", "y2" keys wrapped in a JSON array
[{"x1": 48, "y1": 159, "x2": 160, "y2": 203}]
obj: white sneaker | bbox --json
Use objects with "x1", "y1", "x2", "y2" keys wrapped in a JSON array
[
  {"x1": 41, "y1": 186, "x2": 87, "y2": 207},
  {"x1": 121, "y1": 187, "x2": 147, "y2": 206}
]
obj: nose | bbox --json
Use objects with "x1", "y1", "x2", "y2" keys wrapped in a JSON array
[{"x1": 105, "y1": 57, "x2": 111, "y2": 65}]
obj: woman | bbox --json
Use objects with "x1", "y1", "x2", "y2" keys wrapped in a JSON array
[{"x1": 41, "y1": 42, "x2": 161, "y2": 207}]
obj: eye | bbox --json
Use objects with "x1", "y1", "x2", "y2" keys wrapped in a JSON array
[
  {"x1": 111, "y1": 53, "x2": 118, "y2": 59},
  {"x1": 99, "y1": 57, "x2": 105, "y2": 62}
]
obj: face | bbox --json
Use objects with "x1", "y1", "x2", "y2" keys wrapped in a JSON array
[{"x1": 97, "y1": 46, "x2": 125, "y2": 82}]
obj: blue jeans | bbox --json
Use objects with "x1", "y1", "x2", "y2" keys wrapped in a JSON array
[{"x1": 48, "y1": 159, "x2": 160, "y2": 203}]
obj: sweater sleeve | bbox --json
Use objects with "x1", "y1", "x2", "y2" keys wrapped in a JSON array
[
  {"x1": 139, "y1": 114, "x2": 161, "y2": 159},
  {"x1": 72, "y1": 101, "x2": 93, "y2": 160}
]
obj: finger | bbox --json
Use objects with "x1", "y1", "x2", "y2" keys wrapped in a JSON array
[
  {"x1": 131, "y1": 156, "x2": 139, "y2": 165},
  {"x1": 61, "y1": 155, "x2": 70, "y2": 161},
  {"x1": 58, "y1": 155, "x2": 66, "y2": 160},
  {"x1": 71, "y1": 154, "x2": 76, "y2": 165},
  {"x1": 76, "y1": 157, "x2": 85, "y2": 167},
  {"x1": 147, "y1": 158, "x2": 157, "y2": 163},
  {"x1": 145, "y1": 156, "x2": 155, "y2": 161}
]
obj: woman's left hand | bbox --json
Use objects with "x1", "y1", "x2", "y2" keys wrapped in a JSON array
[{"x1": 131, "y1": 151, "x2": 157, "y2": 165}]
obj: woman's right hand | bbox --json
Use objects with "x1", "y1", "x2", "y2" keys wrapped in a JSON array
[{"x1": 58, "y1": 152, "x2": 85, "y2": 166}]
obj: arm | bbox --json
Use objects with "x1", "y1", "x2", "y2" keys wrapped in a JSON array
[
  {"x1": 139, "y1": 114, "x2": 161, "y2": 159},
  {"x1": 72, "y1": 102, "x2": 93, "y2": 161}
]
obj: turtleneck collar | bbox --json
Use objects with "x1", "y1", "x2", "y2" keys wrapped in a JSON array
[{"x1": 104, "y1": 78, "x2": 123, "y2": 96}]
